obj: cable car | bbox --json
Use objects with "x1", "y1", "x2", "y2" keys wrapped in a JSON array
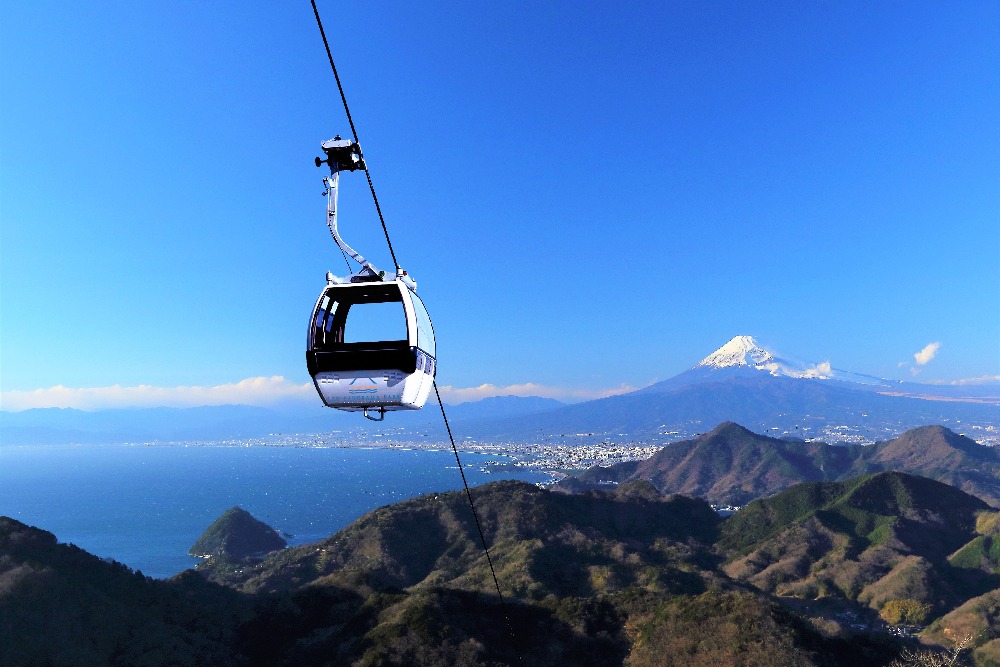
[{"x1": 306, "y1": 136, "x2": 436, "y2": 420}]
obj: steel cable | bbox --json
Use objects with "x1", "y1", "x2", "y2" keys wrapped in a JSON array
[
  {"x1": 310, "y1": 0, "x2": 400, "y2": 272},
  {"x1": 434, "y1": 380, "x2": 525, "y2": 666},
  {"x1": 308, "y1": 3, "x2": 524, "y2": 663}
]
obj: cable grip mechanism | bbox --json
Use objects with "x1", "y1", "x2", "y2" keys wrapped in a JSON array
[{"x1": 315, "y1": 135, "x2": 365, "y2": 172}]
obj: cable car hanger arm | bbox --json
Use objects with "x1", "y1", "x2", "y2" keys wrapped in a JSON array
[
  {"x1": 316, "y1": 137, "x2": 416, "y2": 290},
  {"x1": 317, "y1": 137, "x2": 380, "y2": 280}
]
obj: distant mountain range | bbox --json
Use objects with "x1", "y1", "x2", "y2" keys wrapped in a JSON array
[
  {"x1": 458, "y1": 336, "x2": 1000, "y2": 445},
  {"x1": 2, "y1": 336, "x2": 996, "y2": 446},
  {"x1": 560, "y1": 422, "x2": 1000, "y2": 507},
  {"x1": 0, "y1": 404, "x2": 295, "y2": 445},
  {"x1": 0, "y1": 396, "x2": 565, "y2": 446}
]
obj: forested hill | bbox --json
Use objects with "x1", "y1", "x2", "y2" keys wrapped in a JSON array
[
  {"x1": 5, "y1": 480, "x2": 915, "y2": 666},
  {"x1": 190, "y1": 506, "x2": 286, "y2": 560},
  {"x1": 9, "y1": 470, "x2": 1000, "y2": 665},
  {"x1": 718, "y1": 471, "x2": 1000, "y2": 665},
  {"x1": 198, "y1": 480, "x2": 722, "y2": 596},
  {"x1": 561, "y1": 422, "x2": 1000, "y2": 507}
]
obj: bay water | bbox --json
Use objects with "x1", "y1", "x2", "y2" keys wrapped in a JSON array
[{"x1": 0, "y1": 444, "x2": 546, "y2": 578}]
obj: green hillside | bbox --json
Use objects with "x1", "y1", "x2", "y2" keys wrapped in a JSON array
[{"x1": 719, "y1": 472, "x2": 998, "y2": 628}]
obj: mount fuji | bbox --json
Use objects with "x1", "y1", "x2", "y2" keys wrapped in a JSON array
[
  {"x1": 697, "y1": 334, "x2": 823, "y2": 375},
  {"x1": 461, "y1": 336, "x2": 1000, "y2": 445},
  {"x1": 644, "y1": 336, "x2": 997, "y2": 402},
  {"x1": 641, "y1": 335, "x2": 892, "y2": 391}
]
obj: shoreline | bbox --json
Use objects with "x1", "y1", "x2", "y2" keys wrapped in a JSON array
[{"x1": 1, "y1": 436, "x2": 662, "y2": 481}]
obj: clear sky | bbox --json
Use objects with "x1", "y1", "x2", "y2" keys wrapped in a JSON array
[{"x1": 2, "y1": 1, "x2": 998, "y2": 411}]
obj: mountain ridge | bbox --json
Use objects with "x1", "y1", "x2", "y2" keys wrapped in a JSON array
[{"x1": 562, "y1": 423, "x2": 1000, "y2": 507}]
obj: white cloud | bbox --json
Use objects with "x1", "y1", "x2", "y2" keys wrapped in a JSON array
[
  {"x1": 800, "y1": 361, "x2": 832, "y2": 378},
  {"x1": 757, "y1": 360, "x2": 832, "y2": 379},
  {"x1": 0, "y1": 376, "x2": 314, "y2": 411},
  {"x1": 436, "y1": 382, "x2": 637, "y2": 405},
  {"x1": 914, "y1": 341, "x2": 941, "y2": 366},
  {"x1": 780, "y1": 361, "x2": 833, "y2": 378}
]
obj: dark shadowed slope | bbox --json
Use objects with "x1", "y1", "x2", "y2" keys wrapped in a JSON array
[{"x1": 0, "y1": 517, "x2": 248, "y2": 666}]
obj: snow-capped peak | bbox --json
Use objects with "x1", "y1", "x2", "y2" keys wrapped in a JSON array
[
  {"x1": 698, "y1": 336, "x2": 774, "y2": 369},
  {"x1": 696, "y1": 335, "x2": 842, "y2": 380}
]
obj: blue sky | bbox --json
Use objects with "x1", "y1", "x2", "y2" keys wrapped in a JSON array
[{"x1": 2, "y1": 1, "x2": 998, "y2": 410}]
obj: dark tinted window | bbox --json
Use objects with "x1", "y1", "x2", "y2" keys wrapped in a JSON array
[{"x1": 314, "y1": 284, "x2": 408, "y2": 349}]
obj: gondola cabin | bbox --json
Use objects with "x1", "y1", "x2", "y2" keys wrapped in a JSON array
[{"x1": 306, "y1": 276, "x2": 436, "y2": 419}]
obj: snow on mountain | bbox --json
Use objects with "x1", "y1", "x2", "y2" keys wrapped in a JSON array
[
  {"x1": 699, "y1": 335, "x2": 776, "y2": 370},
  {"x1": 697, "y1": 335, "x2": 832, "y2": 379},
  {"x1": 695, "y1": 335, "x2": 891, "y2": 386}
]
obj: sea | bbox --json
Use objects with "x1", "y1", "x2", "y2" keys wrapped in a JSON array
[{"x1": 0, "y1": 443, "x2": 548, "y2": 578}]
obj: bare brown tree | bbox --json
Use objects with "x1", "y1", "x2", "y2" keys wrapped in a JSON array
[{"x1": 889, "y1": 634, "x2": 975, "y2": 667}]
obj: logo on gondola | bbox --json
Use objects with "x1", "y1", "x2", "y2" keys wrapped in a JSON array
[{"x1": 348, "y1": 376, "x2": 379, "y2": 394}]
